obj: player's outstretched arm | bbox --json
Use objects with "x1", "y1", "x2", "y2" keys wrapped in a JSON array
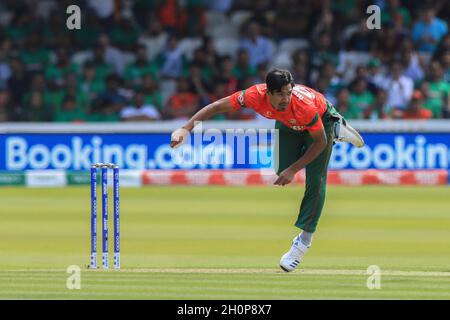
[
  {"x1": 274, "y1": 128, "x2": 328, "y2": 186},
  {"x1": 170, "y1": 96, "x2": 234, "y2": 148}
]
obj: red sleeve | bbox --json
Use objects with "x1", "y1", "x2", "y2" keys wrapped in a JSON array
[{"x1": 229, "y1": 86, "x2": 259, "y2": 111}]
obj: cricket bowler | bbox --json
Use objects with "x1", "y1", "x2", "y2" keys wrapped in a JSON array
[{"x1": 170, "y1": 69, "x2": 364, "y2": 272}]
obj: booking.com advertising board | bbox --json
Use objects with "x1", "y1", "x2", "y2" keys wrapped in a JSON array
[{"x1": 0, "y1": 131, "x2": 450, "y2": 172}]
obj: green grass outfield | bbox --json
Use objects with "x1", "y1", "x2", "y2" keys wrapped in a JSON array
[{"x1": 0, "y1": 185, "x2": 449, "y2": 299}]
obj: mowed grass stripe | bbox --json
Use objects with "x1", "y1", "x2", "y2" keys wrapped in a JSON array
[
  {"x1": 1, "y1": 276, "x2": 450, "y2": 299},
  {"x1": 2, "y1": 286, "x2": 450, "y2": 300},
  {"x1": 1, "y1": 274, "x2": 449, "y2": 294}
]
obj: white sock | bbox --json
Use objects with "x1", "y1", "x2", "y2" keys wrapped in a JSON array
[{"x1": 299, "y1": 231, "x2": 313, "y2": 247}]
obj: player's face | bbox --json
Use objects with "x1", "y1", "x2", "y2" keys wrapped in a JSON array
[{"x1": 268, "y1": 84, "x2": 293, "y2": 111}]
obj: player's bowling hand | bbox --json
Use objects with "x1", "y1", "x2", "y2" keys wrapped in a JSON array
[
  {"x1": 274, "y1": 168, "x2": 296, "y2": 186},
  {"x1": 170, "y1": 128, "x2": 190, "y2": 148}
]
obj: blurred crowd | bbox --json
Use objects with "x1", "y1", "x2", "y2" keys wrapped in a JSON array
[{"x1": 0, "y1": 0, "x2": 449, "y2": 123}]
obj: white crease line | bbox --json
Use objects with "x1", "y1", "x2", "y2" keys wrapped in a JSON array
[{"x1": 1, "y1": 268, "x2": 449, "y2": 277}]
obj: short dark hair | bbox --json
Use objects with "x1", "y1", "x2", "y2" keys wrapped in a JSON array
[{"x1": 265, "y1": 69, "x2": 295, "y2": 93}]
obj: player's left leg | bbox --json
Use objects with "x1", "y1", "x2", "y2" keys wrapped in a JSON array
[
  {"x1": 327, "y1": 101, "x2": 365, "y2": 148},
  {"x1": 279, "y1": 111, "x2": 335, "y2": 272}
]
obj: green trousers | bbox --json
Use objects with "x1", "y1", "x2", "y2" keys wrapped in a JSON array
[{"x1": 274, "y1": 103, "x2": 341, "y2": 233}]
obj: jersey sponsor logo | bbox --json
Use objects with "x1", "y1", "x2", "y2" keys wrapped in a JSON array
[
  {"x1": 264, "y1": 111, "x2": 273, "y2": 117},
  {"x1": 289, "y1": 119, "x2": 296, "y2": 124},
  {"x1": 292, "y1": 125, "x2": 306, "y2": 131}
]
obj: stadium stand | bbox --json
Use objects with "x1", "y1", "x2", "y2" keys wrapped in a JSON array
[{"x1": 0, "y1": 0, "x2": 448, "y2": 122}]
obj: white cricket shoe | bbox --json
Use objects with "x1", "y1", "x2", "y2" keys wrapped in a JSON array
[
  {"x1": 279, "y1": 236, "x2": 310, "y2": 272},
  {"x1": 334, "y1": 118, "x2": 365, "y2": 148}
]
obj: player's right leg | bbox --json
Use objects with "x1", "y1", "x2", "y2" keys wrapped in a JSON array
[
  {"x1": 273, "y1": 121, "x2": 312, "y2": 272},
  {"x1": 279, "y1": 111, "x2": 335, "y2": 272}
]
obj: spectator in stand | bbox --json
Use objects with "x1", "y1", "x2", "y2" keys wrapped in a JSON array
[
  {"x1": 433, "y1": 34, "x2": 450, "y2": 62},
  {"x1": 45, "y1": 47, "x2": 79, "y2": 88},
  {"x1": 120, "y1": 90, "x2": 161, "y2": 121},
  {"x1": 43, "y1": 7, "x2": 71, "y2": 49},
  {"x1": 217, "y1": 56, "x2": 238, "y2": 96},
  {"x1": 232, "y1": 49, "x2": 256, "y2": 81},
  {"x1": 0, "y1": 42, "x2": 12, "y2": 89},
  {"x1": 23, "y1": 90, "x2": 53, "y2": 122},
  {"x1": 19, "y1": 32, "x2": 50, "y2": 73},
  {"x1": 0, "y1": 90, "x2": 12, "y2": 122},
  {"x1": 64, "y1": 73, "x2": 90, "y2": 113},
  {"x1": 441, "y1": 51, "x2": 450, "y2": 82},
  {"x1": 346, "y1": 18, "x2": 377, "y2": 52},
  {"x1": 315, "y1": 76, "x2": 331, "y2": 96},
  {"x1": 54, "y1": 95, "x2": 89, "y2": 122},
  {"x1": 239, "y1": 21, "x2": 274, "y2": 68},
  {"x1": 349, "y1": 77, "x2": 375, "y2": 116},
  {"x1": 88, "y1": 44, "x2": 113, "y2": 83},
  {"x1": 79, "y1": 62, "x2": 106, "y2": 102},
  {"x1": 318, "y1": 61, "x2": 343, "y2": 105},
  {"x1": 291, "y1": 50, "x2": 311, "y2": 85},
  {"x1": 4, "y1": 10, "x2": 33, "y2": 46},
  {"x1": 330, "y1": 0, "x2": 360, "y2": 28},
  {"x1": 123, "y1": 45, "x2": 158, "y2": 87},
  {"x1": 381, "y1": 61, "x2": 414, "y2": 111},
  {"x1": 87, "y1": 0, "x2": 115, "y2": 27},
  {"x1": 246, "y1": 0, "x2": 275, "y2": 37},
  {"x1": 158, "y1": 35, "x2": 185, "y2": 79},
  {"x1": 401, "y1": 90, "x2": 432, "y2": 119},
  {"x1": 110, "y1": 17, "x2": 141, "y2": 52},
  {"x1": 6, "y1": 57, "x2": 29, "y2": 120},
  {"x1": 132, "y1": 0, "x2": 160, "y2": 29},
  {"x1": 140, "y1": 74, "x2": 163, "y2": 112},
  {"x1": 355, "y1": 64, "x2": 369, "y2": 80},
  {"x1": 381, "y1": 0, "x2": 411, "y2": 29},
  {"x1": 164, "y1": 77, "x2": 199, "y2": 120},
  {"x1": 92, "y1": 74, "x2": 127, "y2": 121},
  {"x1": 292, "y1": 49, "x2": 310, "y2": 68},
  {"x1": 335, "y1": 87, "x2": 361, "y2": 119},
  {"x1": 73, "y1": 12, "x2": 103, "y2": 50},
  {"x1": 421, "y1": 61, "x2": 449, "y2": 118},
  {"x1": 207, "y1": 0, "x2": 234, "y2": 13},
  {"x1": 309, "y1": 32, "x2": 338, "y2": 78},
  {"x1": 190, "y1": 46, "x2": 216, "y2": 83},
  {"x1": 187, "y1": 62, "x2": 211, "y2": 99},
  {"x1": 364, "y1": 89, "x2": 391, "y2": 119},
  {"x1": 254, "y1": 63, "x2": 269, "y2": 84},
  {"x1": 138, "y1": 19, "x2": 169, "y2": 62},
  {"x1": 274, "y1": 0, "x2": 313, "y2": 39},
  {"x1": 374, "y1": 27, "x2": 402, "y2": 65},
  {"x1": 158, "y1": 0, "x2": 186, "y2": 35},
  {"x1": 412, "y1": 6, "x2": 448, "y2": 53},
  {"x1": 367, "y1": 58, "x2": 385, "y2": 92},
  {"x1": 198, "y1": 36, "x2": 221, "y2": 81},
  {"x1": 96, "y1": 33, "x2": 128, "y2": 76},
  {"x1": 22, "y1": 73, "x2": 51, "y2": 111},
  {"x1": 443, "y1": 103, "x2": 450, "y2": 118},
  {"x1": 399, "y1": 39, "x2": 425, "y2": 83},
  {"x1": 184, "y1": 1, "x2": 207, "y2": 37},
  {"x1": 291, "y1": 62, "x2": 310, "y2": 87},
  {"x1": 311, "y1": 8, "x2": 334, "y2": 40}
]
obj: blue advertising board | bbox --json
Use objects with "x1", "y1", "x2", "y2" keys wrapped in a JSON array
[{"x1": 0, "y1": 132, "x2": 449, "y2": 170}]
